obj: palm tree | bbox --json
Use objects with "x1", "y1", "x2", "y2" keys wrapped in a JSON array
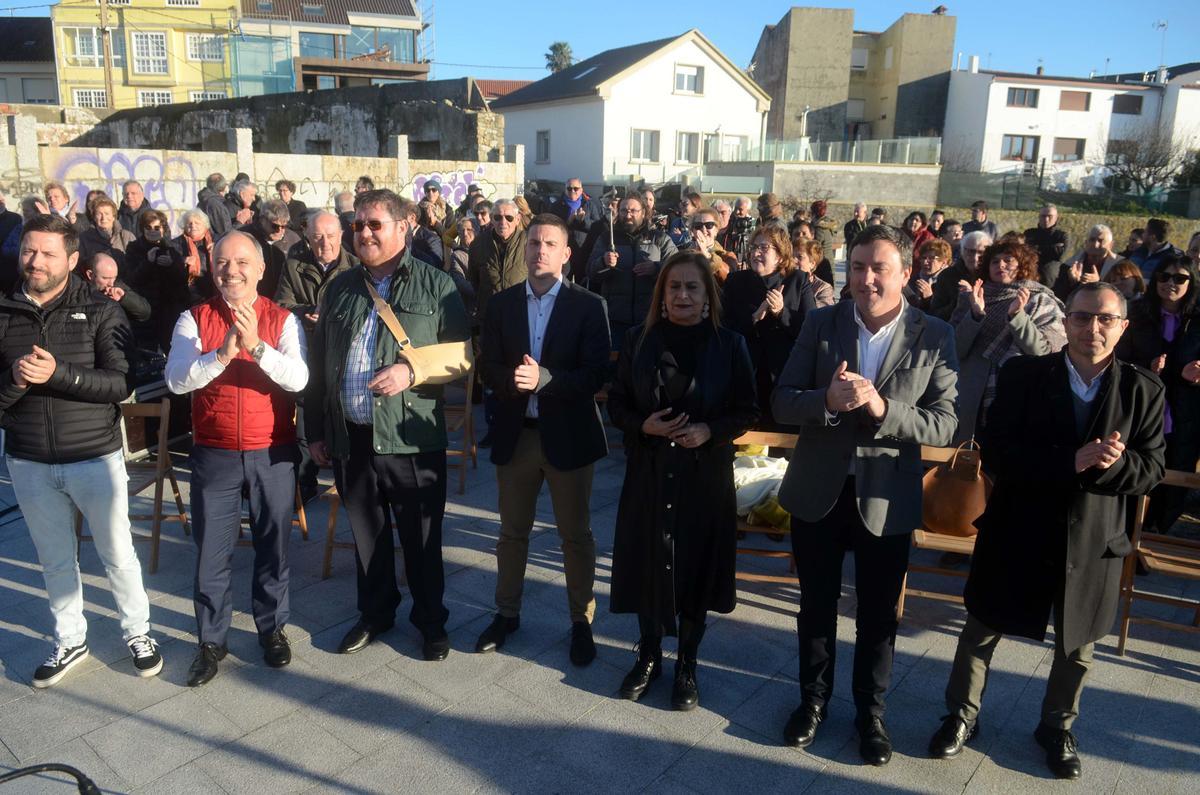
[{"x1": 545, "y1": 42, "x2": 574, "y2": 73}]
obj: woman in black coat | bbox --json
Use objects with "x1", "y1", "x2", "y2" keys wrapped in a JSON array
[
  {"x1": 122, "y1": 209, "x2": 176, "y2": 353},
  {"x1": 607, "y1": 251, "x2": 760, "y2": 712},
  {"x1": 1116, "y1": 253, "x2": 1200, "y2": 532},
  {"x1": 721, "y1": 225, "x2": 814, "y2": 427}
]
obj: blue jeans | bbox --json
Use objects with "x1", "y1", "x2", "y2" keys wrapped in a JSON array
[{"x1": 7, "y1": 450, "x2": 152, "y2": 646}]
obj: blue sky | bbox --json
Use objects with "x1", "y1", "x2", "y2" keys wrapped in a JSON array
[{"x1": 11, "y1": 0, "x2": 1199, "y2": 83}]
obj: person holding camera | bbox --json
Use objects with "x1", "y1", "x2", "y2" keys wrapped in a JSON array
[{"x1": 718, "y1": 196, "x2": 756, "y2": 267}]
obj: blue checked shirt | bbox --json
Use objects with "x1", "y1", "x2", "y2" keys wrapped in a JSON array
[{"x1": 341, "y1": 272, "x2": 393, "y2": 425}]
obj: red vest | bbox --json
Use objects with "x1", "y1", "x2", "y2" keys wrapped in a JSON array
[{"x1": 190, "y1": 296, "x2": 296, "y2": 451}]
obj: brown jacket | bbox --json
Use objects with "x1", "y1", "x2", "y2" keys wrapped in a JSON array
[{"x1": 467, "y1": 226, "x2": 526, "y2": 322}]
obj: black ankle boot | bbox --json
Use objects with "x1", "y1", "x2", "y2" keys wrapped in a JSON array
[
  {"x1": 619, "y1": 637, "x2": 662, "y2": 701},
  {"x1": 671, "y1": 618, "x2": 706, "y2": 711}
]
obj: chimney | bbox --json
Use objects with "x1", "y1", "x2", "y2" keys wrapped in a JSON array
[
  {"x1": 1157, "y1": 66, "x2": 1169, "y2": 83},
  {"x1": 1036, "y1": 65, "x2": 1044, "y2": 76},
  {"x1": 956, "y1": 51, "x2": 963, "y2": 70},
  {"x1": 968, "y1": 55, "x2": 979, "y2": 74}
]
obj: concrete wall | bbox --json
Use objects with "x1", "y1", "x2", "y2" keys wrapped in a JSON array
[
  {"x1": 502, "y1": 99, "x2": 605, "y2": 183},
  {"x1": 882, "y1": 13, "x2": 956, "y2": 138},
  {"x1": 703, "y1": 160, "x2": 941, "y2": 206}
]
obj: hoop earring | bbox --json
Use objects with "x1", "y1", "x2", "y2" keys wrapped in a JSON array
[
  {"x1": 661, "y1": 302, "x2": 668, "y2": 319},
  {"x1": 701, "y1": 302, "x2": 710, "y2": 319}
]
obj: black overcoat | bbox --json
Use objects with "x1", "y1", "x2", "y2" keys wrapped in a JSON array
[
  {"x1": 607, "y1": 323, "x2": 759, "y2": 633},
  {"x1": 965, "y1": 351, "x2": 1165, "y2": 653}
]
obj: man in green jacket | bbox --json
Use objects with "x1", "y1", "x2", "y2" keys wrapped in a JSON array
[{"x1": 306, "y1": 190, "x2": 470, "y2": 662}]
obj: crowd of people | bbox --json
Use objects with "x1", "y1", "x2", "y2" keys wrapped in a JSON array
[{"x1": 1, "y1": 171, "x2": 1198, "y2": 782}]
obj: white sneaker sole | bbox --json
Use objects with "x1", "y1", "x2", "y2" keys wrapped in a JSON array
[
  {"x1": 134, "y1": 656, "x2": 164, "y2": 678},
  {"x1": 31, "y1": 649, "x2": 90, "y2": 689}
]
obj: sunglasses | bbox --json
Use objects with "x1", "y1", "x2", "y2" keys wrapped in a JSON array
[
  {"x1": 566, "y1": 186, "x2": 582, "y2": 192},
  {"x1": 351, "y1": 218, "x2": 401, "y2": 232},
  {"x1": 691, "y1": 221, "x2": 718, "y2": 231},
  {"x1": 1156, "y1": 272, "x2": 1191, "y2": 285},
  {"x1": 270, "y1": 223, "x2": 287, "y2": 232},
  {"x1": 1066, "y1": 311, "x2": 1125, "y2": 329},
  {"x1": 495, "y1": 214, "x2": 517, "y2": 222}
]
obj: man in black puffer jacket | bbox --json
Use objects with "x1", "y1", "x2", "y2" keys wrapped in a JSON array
[{"x1": 0, "y1": 214, "x2": 162, "y2": 689}]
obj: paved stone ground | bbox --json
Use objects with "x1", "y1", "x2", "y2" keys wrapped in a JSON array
[{"x1": 0, "y1": 419, "x2": 1198, "y2": 794}]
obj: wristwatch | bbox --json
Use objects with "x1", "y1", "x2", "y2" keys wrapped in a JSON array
[{"x1": 250, "y1": 341, "x2": 267, "y2": 362}]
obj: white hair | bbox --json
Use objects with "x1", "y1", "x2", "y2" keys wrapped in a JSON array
[
  {"x1": 962, "y1": 230, "x2": 992, "y2": 250},
  {"x1": 711, "y1": 199, "x2": 731, "y2": 212},
  {"x1": 179, "y1": 209, "x2": 210, "y2": 233},
  {"x1": 1088, "y1": 224, "x2": 1113, "y2": 243},
  {"x1": 334, "y1": 191, "x2": 355, "y2": 213},
  {"x1": 854, "y1": 202, "x2": 867, "y2": 212}
]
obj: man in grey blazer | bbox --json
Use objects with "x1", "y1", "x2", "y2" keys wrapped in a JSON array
[{"x1": 772, "y1": 224, "x2": 959, "y2": 766}]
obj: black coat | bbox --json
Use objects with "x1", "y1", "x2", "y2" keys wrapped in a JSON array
[
  {"x1": 548, "y1": 194, "x2": 605, "y2": 271},
  {"x1": 480, "y1": 279, "x2": 611, "y2": 470},
  {"x1": 0, "y1": 274, "x2": 134, "y2": 464},
  {"x1": 966, "y1": 352, "x2": 1165, "y2": 653},
  {"x1": 929, "y1": 258, "x2": 972, "y2": 321},
  {"x1": 117, "y1": 199, "x2": 151, "y2": 236},
  {"x1": 721, "y1": 267, "x2": 815, "y2": 426},
  {"x1": 197, "y1": 189, "x2": 233, "y2": 238},
  {"x1": 607, "y1": 323, "x2": 759, "y2": 631},
  {"x1": 1025, "y1": 224, "x2": 1070, "y2": 268}
]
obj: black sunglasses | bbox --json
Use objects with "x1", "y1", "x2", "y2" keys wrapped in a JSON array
[
  {"x1": 270, "y1": 223, "x2": 287, "y2": 232},
  {"x1": 1156, "y1": 272, "x2": 1191, "y2": 285},
  {"x1": 495, "y1": 214, "x2": 517, "y2": 222},
  {"x1": 351, "y1": 218, "x2": 401, "y2": 232},
  {"x1": 1066, "y1": 311, "x2": 1125, "y2": 329},
  {"x1": 691, "y1": 221, "x2": 718, "y2": 231}
]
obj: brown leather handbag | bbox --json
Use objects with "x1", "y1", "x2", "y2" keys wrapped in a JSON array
[{"x1": 921, "y1": 440, "x2": 992, "y2": 537}]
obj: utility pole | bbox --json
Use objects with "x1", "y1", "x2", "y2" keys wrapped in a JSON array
[{"x1": 99, "y1": 0, "x2": 115, "y2": 108}]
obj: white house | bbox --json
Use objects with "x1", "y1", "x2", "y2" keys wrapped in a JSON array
[
  {"x1": 942, "y1": 58, "x2": 1200, "y2": 190},
  {"x1": 492, "y1": 30, "x2": 771, "y2": 186}
]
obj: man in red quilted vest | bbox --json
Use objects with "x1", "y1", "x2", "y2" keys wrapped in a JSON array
[{"x1": 165, "y1": 230, "x2": 309, "y2": 687}]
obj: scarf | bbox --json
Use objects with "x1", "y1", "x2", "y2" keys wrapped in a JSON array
[{"x1": 184, "y1": 231, "x2": 213, "y2": 283}]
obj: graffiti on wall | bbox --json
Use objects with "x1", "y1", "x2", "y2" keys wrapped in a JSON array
[
  {"x1": 48, "y1": 150, "x2": 203, "y2": 229},
  {"x1": 403, "y1": 166, "x2": 498, "y2": 206}
]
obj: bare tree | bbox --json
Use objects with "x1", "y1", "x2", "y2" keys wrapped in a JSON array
[
  {"x1": 1094, "y1": 127, "x2": 1195, "y2": 195},
  {"x1": 544, "y1": 42, "x2": 574, "y2": 73}
]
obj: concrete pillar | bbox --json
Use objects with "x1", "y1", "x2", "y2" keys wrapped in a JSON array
[
  {"x1": 227, "y1": 128, "x2": 253, "y2": 179},
  {"x1": 8, "y1": 115, "x2": 39, "y2": 184},
  {"x1": 389, "y1": 135, "x2": 409, "y2": 186},
  {"x1": 506, "y1": 143, "x2": 524, "y2": 191}
]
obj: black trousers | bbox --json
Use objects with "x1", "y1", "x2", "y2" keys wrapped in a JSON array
[
  {"x1": 294, "y1": 404, "x2": 321, "y2": 498},
  {"x1": 191, "y1": 444, "x2": 296, "y2": 647},
  {"x1": 334, "y1": 424, "x2": 449, "y2": 639},
  {"x1": 791, "y1": 477, "x2": 911, "y2": 717}
]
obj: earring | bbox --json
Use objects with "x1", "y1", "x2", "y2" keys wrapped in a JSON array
[
  {"x1": 661, "y1": 302, "x2": 668, "y2": 318},
  {"x1": 701, "y1": 302, "x2": 710, "y2": 319}
]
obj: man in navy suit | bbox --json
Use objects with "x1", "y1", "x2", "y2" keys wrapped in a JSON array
[{"x1": 474, "y1": 213, "x2": 611, "y2": 667}]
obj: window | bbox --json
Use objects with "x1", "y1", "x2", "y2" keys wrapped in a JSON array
[
  {"x1": 256, "y1": 0, "x2": 273, "y2": 10},
  {"x1": 62, "y1": 27, "x2": 125, "y2": 68},
  {"x1": 73, "y1": 88, "x2": 108, "y2": 108},
  {"x1": 105, "y1": 0, "x2": 131, "y2": 5},
  {"x1": 166, "y1": 0, "x2": 201, "y2": 6},
  {"x1": 1000, "y1": 134, "x2": 1039, "y2": 161},
  {"x1": 316, "y1": 75, "x2": 336, "y2": 90},
  {"x1": 1006, "y1": 87, "x2": 1039, "y2": 108},
  {"x1": 301, "y1": 3, "x2": 324, "y2": 16},
  {"x1": 535, "y1": 130, "x2": 550, "y2": 163},
  {"x1": 703, "y1": 133, "x2": 720, "y2": 163},
  {"x1": 884, "y1": 46, "x2": 893, "y2": 70},
  {"x1": 305, "y1": 139, "x2": 332, "y2": 155},
  {"x1": 132, "y1": 31, "x2": 168, "y2": 74},
  {"x1": 850, "y1": 48, "x2": 869, "y2": 70},
  {"x1": 846, "y1": 98, "x2": 866, "y2": 120},
  {"x1": 630, "y1": 129, "x2": 660, "y2": 162},
  {"x1": 721, "y1": 135, "x2": 749, "y2": 161},
  {"x1": 190, "y1": 90, "x2": 226, "y2": 102},
  {"x1": 186, "y1": 34, "x2": 223, "y2": 62},
  {"x1": 22, "y1": 78, "x2": 56, "y2": 104},
  {"x1": 1059, "y1": 90, "x2": 1091, "y2": 111},
  {"x1": 676, "y1": 131, "x2": 699, "y2": 164},
  {"x1": 138, "y1": 90, "x2": 174, "y2": 107},
  {"x1": 674, "y1": 65, "x2": 703, "y2": 94},
  {"x1": 1113, "y1": 94, "x2": 1143, "y2": 115},
  {"x1": 299, "y1": 31, "x2": 336, "y2": 59},
  {"x1": 347, "y1": 26, "x2": 416, "y2": 63},
  {"x1": 1053, "y1": 137, "x2": 1086, "y2": 162}
]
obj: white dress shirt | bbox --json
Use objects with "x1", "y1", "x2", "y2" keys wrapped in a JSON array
[
  {"x1": 825, "y1": 304, "x2": 906, "y2": 429},
  {"x1": 525, "y1": 276, "x2": 563, "y2": 418},
  {"x1": 165, "y1": 297, "x2": 309, "y2": 395},
  {"x1": 1064, "y1": 353, "x2": 1109, "y2": 404}
]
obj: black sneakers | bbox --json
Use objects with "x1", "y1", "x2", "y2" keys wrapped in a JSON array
[
  {"x1": 127, "y1": 635, "x2": 164, "y2": 678},
  {"x1": 32, "y1": 643, "x2": 90, "y2": 688}
]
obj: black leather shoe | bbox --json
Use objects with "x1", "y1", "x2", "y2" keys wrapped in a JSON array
[
  {"x1": 783, "y1": 702, "x2": 826, "y2": 748},
  {"x1": 1034, "y1": 722, "x2": 1082, "y2": 780},
  {"x1": 186, "y1": 642, "x2": 227, "y2": 687},
  {"x1": 422, "y1": 634, "x2": 450, "y2": 662},
  {"x1": 619, "y1": 640, "x2": 662, "y2": 701},
  {"x1": 856, "y1": 715, "x2": 893, "y2": 766},
  {"x1": 260, "y1": 629, "x2": 291, "y2": 668},
  {"x1": 670, "y1": 658, "x2": 699, "y2": 711},
  {"x1": 929, "y1": 715, "x2": 977, "y2": 759},
  {"x1": 338, "y1": 619, "x2": 391, "y2": 655},
  {"x1": 475, "y1": 614, "x2": 519, "y2": 653},
  {"x1": 569, "y1": 621, "x2": 596, "y2": 667}
]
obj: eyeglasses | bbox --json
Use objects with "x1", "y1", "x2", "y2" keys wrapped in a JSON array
[
  {"x1": 495, "y1": 214, "x2": 517, "y2": 222},
  {"x1": 691, "y1": 221, "x2": 718, "y2": 231},
  {"x1": 749, "y1": 244, "x2": 774, "y2": 254},
  {"x1": 1066, "y1": 311, "x2": 1126, "y2": 328},
  {"x1": 565, "y1": 186, "x2": 582, "y2": 192},
  {"x1": 1156, "y1": 272, "x2": 1191, "y2": 285},
  {"x1": 351, "y1": 218, "x2": 401, "y2": 232},
  {"x1": 270, "y1": 223, "x2": 287, "y2": 232}
]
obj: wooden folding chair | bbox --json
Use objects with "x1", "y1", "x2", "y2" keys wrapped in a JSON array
[
  {"x1": 733, "y1": 430, "x2": 800, "y2": 584},
  {"x1": 1116, "y1": 468, "x2": 1200, "y2": 654},
  {"x1": 321, "y1": 486, "x2": 356, "y2": 579},
  {"x1": 896, "y1": 445, "x2": 974, "y2": 619},
  {"x1": 75, "y1": 398, "x2": 190, "y2": 574},
  {"x1": 444, "y1": 362, "x2": 478, "y2": 495}
]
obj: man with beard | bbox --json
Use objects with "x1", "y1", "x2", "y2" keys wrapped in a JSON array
[{"x1": 586, "y1": 194, "x2": 677, "y2": 353}]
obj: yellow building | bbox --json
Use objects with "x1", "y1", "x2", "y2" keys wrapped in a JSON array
[{"x1": 52, "y1": 0, "x2": 238, "y2": 110}]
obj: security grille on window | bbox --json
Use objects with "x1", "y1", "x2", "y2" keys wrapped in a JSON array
[
  {"x1": 166, "y1": 0, "x2": 201, "y2": 6},
  {"x1": 186, "y1": 34, "x2": 223, "y2": 62},
  {"x1": 190, "y1": 91, "x2": 227, "y2": 102},
  {"x1": 1113, "y1": 94, "x2": 1143, "y2": 115},
  {"x1": 676, "y1": 132, "x2": 699, "y2": 164},
  {"x1": 535, "y1": 130, "x2": 551, "y2": 163},
  {"x1": 73, "y1": 88, "x2": 108, "y2": 109},
  {"x1": 1052, "y1": 137, "x2": 1086, "y2": 162},
  {"x1": 1006, "y1": 87, "x2": 1039, "y2": 108},
  {"x1": 630, "y1": 129, "x2": 660, "y2": 162},
  {"x1": 1000, "y1": 134, "x2": 1039, "y2": 161},
  {"x1": 132, "y1": 32, "x2": 169, "y2": 74},
  {"x1": 138, "y1": 90, "x2": 173, "y2": 107},
  {"x1": 674, "y1": 65, "x2": 703, "y2": 94}
]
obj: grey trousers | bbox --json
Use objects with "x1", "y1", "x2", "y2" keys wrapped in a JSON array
[{"x1": 946, "y1": 612, "x2": 1093, "y2": 731}]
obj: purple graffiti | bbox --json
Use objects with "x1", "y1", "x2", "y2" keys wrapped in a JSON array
[
  {"x1": 410, "y1": 166, "x2": 487, "y2": 207},
  {"x1": 52, "y1": 151, "x2": 200, "y2": 229}
]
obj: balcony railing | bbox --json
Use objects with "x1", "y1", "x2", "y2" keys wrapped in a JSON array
[{"x1": 722, "y1": 136, "x2": 942, "y2": 166}]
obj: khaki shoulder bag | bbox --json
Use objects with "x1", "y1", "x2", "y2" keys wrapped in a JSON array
[
  {"x1": 365, "y1": 278, "x2": 472, "y2": 386},
  {"x1": 921, "y1": 440, "x2": 992, "y2": 538}
]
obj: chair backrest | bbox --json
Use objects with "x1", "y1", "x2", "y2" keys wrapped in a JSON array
[
  {"x1": 733, "y1": 430, "x2": 798, "y2": 449},
  {"x1": 120, "y1": 398, "x2": 171, "y2": 468},
  {"x1": 920, "y1": 446, "x2": 956, "y2": 465},
  {"x1": 1130, "y1": 468, "x2": 1200, "y2": 549}
]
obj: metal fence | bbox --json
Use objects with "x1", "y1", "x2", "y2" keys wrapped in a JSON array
[{"x1": 728, "y1": 137, "x2": 942, "y2": 166}]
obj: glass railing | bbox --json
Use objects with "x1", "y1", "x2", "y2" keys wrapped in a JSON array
[{"x1": 729, "y1": 137, "x2": 942, "y2": 165}]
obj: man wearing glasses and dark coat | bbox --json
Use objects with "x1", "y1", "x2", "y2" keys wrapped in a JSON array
[{"x1": 548, "y1": 178, "x2": 605, "y2": 280}]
